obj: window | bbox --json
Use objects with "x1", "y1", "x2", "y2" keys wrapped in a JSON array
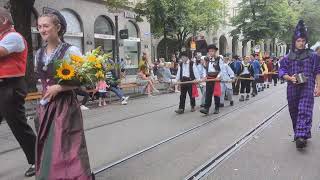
[
  {"x1": 123, "y1": 21, "x2": 140, "y2": 68},
  {"x1": 60, "y1": 9, "x2": 84, "y2": 52},
  {"x1": 94, "y1": 16, "x2": 115, "y2": 55}
]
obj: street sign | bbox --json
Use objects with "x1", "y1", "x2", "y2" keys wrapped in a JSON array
[
  {"x1": 120, "y1": 29, "x2": 129, "y2": 39},
  {"x1": 190, "y1": 40, "x2": 196, "y2": 51}
]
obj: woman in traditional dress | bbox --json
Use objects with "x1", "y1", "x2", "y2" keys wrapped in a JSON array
[{"x1": 35, "y1": 8, "x2": 92, "y2": 179}]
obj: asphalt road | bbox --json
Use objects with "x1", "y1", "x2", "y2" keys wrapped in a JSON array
[{"x1": 0, "y1": 83, "x2": 312, "y2": 180}]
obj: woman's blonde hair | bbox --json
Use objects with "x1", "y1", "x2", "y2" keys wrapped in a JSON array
[{"x1": 39, "y1": 13, "x2": 65, "y2": 41}]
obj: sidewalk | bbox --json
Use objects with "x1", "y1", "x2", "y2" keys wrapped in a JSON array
[{"x1": 204, "y1": 99, "x2": 320, "y2": 180}]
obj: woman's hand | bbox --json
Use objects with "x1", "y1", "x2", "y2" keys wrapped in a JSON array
[{"x1": 43, "y1": 85, "x2": 62, "y2": 102}]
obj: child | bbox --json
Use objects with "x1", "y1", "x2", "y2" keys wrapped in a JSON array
[{"x1": 96, "y1": 80, "x2": 109, "y2": 106}]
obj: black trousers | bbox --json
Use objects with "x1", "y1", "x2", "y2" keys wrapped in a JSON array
[
  {"x1": 75, "y1": 88, "x2": 89, "y2": 105},
  {"x1": 252, "y1": 80, "x2": 257, "y2": 95},
  {"x1": 233, "y1": 79, "x2": 240, "y2": 94},
  {"x1": 272, "y1": 75, "x2": 278, "y2": 85},
  {"x1": 240, "y1": 74, "x2": 251, "y2": 94},
  {"x1": 179, "y1": 83, "x2": 195, "y2": 110},
  {"x1": 0, "y1": 78, "x2": 36, "y2": 165},
  {"x1": 205, "y1": 81, "x2": 220, "y2": 109}
]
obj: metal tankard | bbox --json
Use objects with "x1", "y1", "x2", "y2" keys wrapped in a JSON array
[{"x1": 294, "y1": 73, "x2": 307, "y2": 84}]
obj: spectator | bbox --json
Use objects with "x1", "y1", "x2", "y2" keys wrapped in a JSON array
[
  {"x1": 170, "y1": 54, "x2": 179, "y2": 75},
  {"x1": 75, "y1": 87, "x2": 90, "y2": 110},
  {"x1": 157, "y1": 62, "x2": 179, "y2": 92},
  {"x1": 96, "y1": 80, "x2": 108, "y2": 107},
  {"x1": 136, "y1": 65, "x2": 158, "y2": 97},
  {"x1": 105, "y1": 70, "x2": 129, "y2": 105}
]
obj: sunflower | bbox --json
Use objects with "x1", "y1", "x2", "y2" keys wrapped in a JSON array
[
  {"x1": 56, "y1": 63, "x2": 75, "y2": 80},
  {"x1": 95, "y1": 62, "x2": 102, "y2": 69},
  {"x1": 70, "y1": 54, "x2": 84, "y2": 64},
  {"x1": 88, "y1": 55, "x2": 97, "y2": 63},
  {"x1": 95, "y1": 70, "x2": 105, "y2": 79}
]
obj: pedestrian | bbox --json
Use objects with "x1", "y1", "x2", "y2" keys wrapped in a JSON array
[
  {"x1": 35, "y1": 7, "x2": 92, "y2": 179},
  {"x1": 175, "y1": 51, "x2": 200, "y2": 114},
  {"x1": 220, "y1": 56, "x2": 235, "y2": 106},
  {"x1": 200, "y1": 44, "x2": 223, "y2": 115},
  {"x1": 0, "y1": 7, "x2": 37, "y2": 177},
  {"x1": 279, "y1": 20, "x2": 320, "y2": 149},
  {"x1": 259, "y1": 58, "x2": 268, "y2": 91},
  {"x1": 271, "y1": 58, "x2": 279, "y2": 86},
  {"x1": 238, "y1": 56, "x2": 254, "y2": 101}
]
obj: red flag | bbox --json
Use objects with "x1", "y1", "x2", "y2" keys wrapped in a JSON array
[
  {"x1": 192, "y1": 84, "x2": 199, "y2": 98},
  {"x1": 213, "y1": 81, "x2": 222, "y2": 97}
]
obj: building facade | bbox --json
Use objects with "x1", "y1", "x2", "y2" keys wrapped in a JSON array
[{"x1": 1, "y1": 0, "x2": 152, "y2": 72}]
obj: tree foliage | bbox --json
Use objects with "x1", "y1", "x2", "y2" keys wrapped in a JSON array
[
  {"x1": 134, "y1": 0, "x2": 225, "y2": 51},
  {"x1": 231, "y1": 0, "x2": 298, "y2": 44}
]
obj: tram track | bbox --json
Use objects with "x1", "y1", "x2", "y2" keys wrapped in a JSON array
[
  {"x1": 92, "y1": 89, "x2": 281, "y2": 177},
  {"x1": 184, "y1": 104, "x2": 287, "y2": 180},
  {"x1": 0, "y1": 88, "x2": 282, "y2": 171}
]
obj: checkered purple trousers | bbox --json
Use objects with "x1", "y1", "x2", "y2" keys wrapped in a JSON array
[{"x1": 279, "y1": 53, "x2": 320, "y2": 139}]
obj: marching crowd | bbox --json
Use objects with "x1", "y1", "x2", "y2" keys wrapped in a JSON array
[{"x1": 166, "y1": 45, "x2": 282, "y2": 115}]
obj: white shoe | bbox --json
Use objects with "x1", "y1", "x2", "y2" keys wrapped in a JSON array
[
  {"x1": 80, "y1": 105, "x2": 89, "y2": 110},
  {"x1": 121, "y1": 100, "x2": 128, "y2": 105},
  {"x1": 123, "y1": 96, "x2": 129, "y2": 102}
]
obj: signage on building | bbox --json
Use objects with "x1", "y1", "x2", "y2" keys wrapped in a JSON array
[
  {"x1": 123, "y1": 37, "x2": 141, "y2": 42},
  {"x1": 64, "y1": 32, "x2": 84, "y2": 37},
  {"x1": 124, "y1": 11, "x2": 136, "y2": 19},
  {"x1": 120, "y1": 29, "x2": 129, "y2": 39},
  {"x1": 94, "y1": 34, "x2": 116, "y2": 40}
]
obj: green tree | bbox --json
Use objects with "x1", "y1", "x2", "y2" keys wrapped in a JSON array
[
  {"x1": 231, "y1": 0, "x2": 298, "y2": 45},
  {"x1": 135, "y1": 0, "x2": 224, "y2": 54}
]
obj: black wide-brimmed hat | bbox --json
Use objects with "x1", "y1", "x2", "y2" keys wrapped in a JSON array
[{"x1": 207, "y1": 44, "x2": 218, "y2": 51}]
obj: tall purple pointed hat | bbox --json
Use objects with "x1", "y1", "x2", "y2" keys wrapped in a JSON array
[{"x1": 292, "y1": 20, "x2": 308, "y2": 49}]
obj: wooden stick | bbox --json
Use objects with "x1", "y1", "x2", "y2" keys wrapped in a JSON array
[{"x1": 175, "y1": 77, "x2": 254, "y2": 85}]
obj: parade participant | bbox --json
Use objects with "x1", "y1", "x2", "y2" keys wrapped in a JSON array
[
  {"x1": 279, "y1": 20, "x2": 320, "y2": 149},
  {"x1": 220, "y1": 56, "x2": 235, "y2": 106},
  {"x1": 250, "y1": 54, "x2": 261, "y2": 96},
  {"x1": 175, "y1": 51, "x2": 200, "y2": 114},
  {"x1": 35, "y1": 8, "x2": 92, "y2": 179},
  {"x1": 200, "y1": 44, "x2": 223, "y2": 115},
  {"x1": 197, "y1": 56, "x2": 207, "y2": 107},
  {"x1": 238, "y1": 56, "x2": 254, "y2": 101},
  {"x1": 0, "y1": 7, "x2": 37, "y2": 177},
  {"x1": 266, "y1": 57, "x2": 273, "y2": 88},
  {"x1": 259, "y1": 58, "x2": 268, "y2": 91},
  {"x1": 271, "y1": 58, "x2": 279, "y2": 86},
  {"x1": 230, "y1": 55, "x2": 241, "y2": 95}
]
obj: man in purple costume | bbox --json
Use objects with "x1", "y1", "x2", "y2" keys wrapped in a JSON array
[{"x1": 279, "y1": 20, "x2": 320, "y2": 149}]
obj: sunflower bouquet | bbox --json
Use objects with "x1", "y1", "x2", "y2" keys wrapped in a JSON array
[{"x1": 54, "y1": 47, "x2": 111, "y2": 87}]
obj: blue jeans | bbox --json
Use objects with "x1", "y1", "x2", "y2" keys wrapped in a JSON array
[{"x1": 110, "y1": 86, "x2": 124, "y2": 100}]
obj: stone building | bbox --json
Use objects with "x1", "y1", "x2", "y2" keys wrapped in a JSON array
[{"x1": 1, "y1": 0, "x2": 152, "y2": 73}]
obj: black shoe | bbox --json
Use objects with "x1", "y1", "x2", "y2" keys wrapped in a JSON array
[
  {"x1": 230, "y1": 101, "x2": 234, "y2": 106},
  {"x1": 267, "y1": 84, "x2": 270, "y2": 88},
  {"x1": 219, "y1": 103, "x2": 224, "y2": 107},
  {"x1": 25, "y1": 164, "x2": 35, "y2": 177},
  {"x1": 252, "y1": 94, "x2": 256, "y2": 97},
  {"x1": 191, "y1": 107, "x2": 196, "y2": 112},
  {"x1": 200, "y1": 108, "x2": 209, "y2": 115},
  {"x1": 245, "y1": 95, "x2": 250, "y2": 100},
  {"x1": 239, "y1": 95, "x2": 245, "y2": 102},
  {"x1": 213, "y1": 108, "x2": 219, "y2": 114},
  {"x1": 224, "y1": 96, "x2": 228, "y2": 100},
  {"x1": 200, "y1": 104, "x2": 205, "y2": 108},
  {"x1": 296, "y1": 137, "x2": 307, "y2": 149},
  {"x1": 175, "y1": 109, "x2": 184, "y2": 114}
]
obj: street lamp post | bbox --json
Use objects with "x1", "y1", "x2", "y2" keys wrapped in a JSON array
[{"x1": 115, "y1": 14, "x2": 120, "y2": 77}]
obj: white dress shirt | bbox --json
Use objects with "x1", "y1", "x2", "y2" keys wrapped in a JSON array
[{"x1": 176, "y1": 60, "x2": 201, "y2": 81}]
